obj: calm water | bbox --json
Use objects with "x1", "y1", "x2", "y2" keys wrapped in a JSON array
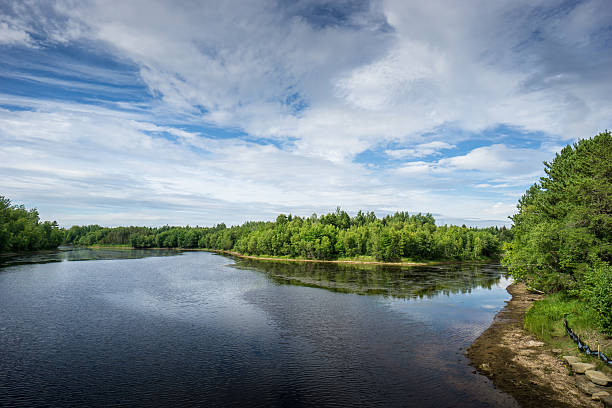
[{"x1": 0, "y1": 249, "x2": 519, "y2": 407}]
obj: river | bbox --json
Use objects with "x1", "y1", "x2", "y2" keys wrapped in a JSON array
[{"x1": 0, "y1": 248, "x2": 519, "y2": 407}]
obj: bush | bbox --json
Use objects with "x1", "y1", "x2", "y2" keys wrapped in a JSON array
[{"x1": 580, "y1": 264, "x2": 612, "y2": 334}]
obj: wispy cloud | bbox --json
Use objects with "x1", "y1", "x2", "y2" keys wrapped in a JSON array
[{"x1": 386, "y1": 141, "x2": 456, "y2": 159}]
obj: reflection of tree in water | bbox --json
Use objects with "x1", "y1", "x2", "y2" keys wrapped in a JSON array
[
  {"x1": 0, "y1": 247, "x2": 181, "y2": 268},
  {"x1": 233, "y1": 259, "x2": 506, "y2": 299}
]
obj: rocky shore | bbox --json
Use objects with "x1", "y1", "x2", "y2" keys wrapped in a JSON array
[{"x1": 467, "y1": 282, "x2": 611, "y2": 407}]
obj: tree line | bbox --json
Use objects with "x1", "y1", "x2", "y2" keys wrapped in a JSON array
[
  {"x1": 0, "y1": 196, "x2": 64, "y2": 252},
  {"x1": 64, "y1": 210, "x2": 510, "y2": 262}
]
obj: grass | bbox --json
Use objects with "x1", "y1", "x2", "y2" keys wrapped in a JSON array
[
  {"x1": 524, "y1": 292, "x2": 612, "y2": 371},
  {"x1": 220, "y1": 251, "x2": 496, "y2": 265},
  {"x1": 86, "y1": 244, "x2": 133, "y2": 249}
]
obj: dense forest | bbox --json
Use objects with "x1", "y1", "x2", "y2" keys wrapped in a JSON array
[
  {"x1": 65, "y1": 211, "x2": 511, "y2": 262},
  {"x1": 0, "y1": 196, "x2": 64, "y2": 252},
  {"x1": 503, "y1": 131, "x2": 611, "y2": 333}
]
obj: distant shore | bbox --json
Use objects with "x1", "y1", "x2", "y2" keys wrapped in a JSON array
[
  {"x1": 85, "y1": 246, "x2": 430, "y2": 265},
  {"x1": 78, "y1": 245, "x2": 501, "y2": 266},
  {"x1": 210, "y1": 250, "x2": 430, "y2": 266}
]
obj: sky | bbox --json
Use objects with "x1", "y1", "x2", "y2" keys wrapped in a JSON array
[{"x1": 1, "y1": 0, "x2": 611, "y2": 228}]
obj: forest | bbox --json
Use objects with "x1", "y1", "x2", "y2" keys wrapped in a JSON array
[
  {"x1": 64, "y1": 211, "x2": 511, "y2": 262},
  {"x1": 0, "y1": 196, "x2": 64, "y2": 252}
]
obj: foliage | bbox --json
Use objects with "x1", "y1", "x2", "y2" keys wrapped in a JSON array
[
  {"x1": 504, "y1": 131, "x2": 611, "y2": 332},
  {"x1": 66, "y1": 208, "x2": 510, "y2": 262},
  {"x1": 0, "y1": 196, "x2": 64, "y2": 252},
  {"x1": 580, "y1": 263, "x2": 612, "y2": 334}
]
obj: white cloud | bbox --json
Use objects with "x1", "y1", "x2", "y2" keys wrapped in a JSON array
[
  {"x1": 483, "y1": 202, "x2": 518, "y2": 218},
  {"x1": 392, "y1": 143, "x2": 558, "y2": 180},
  {"x1": 386, "y1": 141, "x2": 456, "y2": 159},
  {"x1": 36, "y1": 0, "x2": 608, "y2": 159},
  {"x1": 439, "y1": 145, "x2": 518, "y2": 172},
  {"x1": 1, "y1": 0, "x2": 610, "y2": 226},
  {"x1": 439, "y1": 143, "x2": 561, "y2": 177},
  {"x1": 0, "y1": 16, "x2": 33, "y2": 46}
]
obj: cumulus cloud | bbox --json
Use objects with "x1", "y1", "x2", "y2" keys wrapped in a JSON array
[{"x1": 438, "y1": 144, "x2": 557, "y2": 174}]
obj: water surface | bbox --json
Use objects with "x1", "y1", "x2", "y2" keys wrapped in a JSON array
[{"x1": 0, "y1": 249, "x2": 518, "y2": 407}]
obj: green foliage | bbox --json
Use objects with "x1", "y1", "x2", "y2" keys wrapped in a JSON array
[
  {"x1": 504, "y1": 131, "x2": 612, "y2": 332},
  {"x1": 580, "y1": 263, "x2": 612, "y2": 334},
  {"x1": 0, "y1": 196, "x2": 64, "y2": 253},
  {"x1": 67, "y1": 209, "x2": 509, "y2": 262}
]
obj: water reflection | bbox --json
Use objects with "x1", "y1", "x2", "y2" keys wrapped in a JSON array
[
  {"x1": 0, "y1": 246, "x2": 181, "y2": 268},
  {"x1": 234, "y1": 259, "x2": 507, "y2": 299}
]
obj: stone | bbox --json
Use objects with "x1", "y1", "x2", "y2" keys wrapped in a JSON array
[
  {"x1": 576, "y1": 375, "x2": 608, "y2": 395},
  {"x1": 552, "y1": 348, "x2": 562, "y2": 354},
  {"x1": 593, "y1": 391, "x2": 610, "y2": 401},
  {"x1": 563, "y1": 355, "x2": 580, "y2": 364},
  {"x1": 525, "y1": 340, "x2": 544, "y2": 347},
  {"x1": 571, "y1": 362, "x2": 597, "y2": 374},
  {"x1": 602, "y1": 394, "x2": 612, "y2": 408},
  {"x1": 585, "y1": 370, "x2": 612, "y2": 386}
]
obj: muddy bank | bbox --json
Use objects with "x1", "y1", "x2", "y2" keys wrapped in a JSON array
[{"x1": 467, "y1": 282, "x2": 599, "y2": 408}]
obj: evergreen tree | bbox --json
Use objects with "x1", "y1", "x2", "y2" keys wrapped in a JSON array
[{"x1": 503, "y1": 131, "x2": 611, "y2": 332}]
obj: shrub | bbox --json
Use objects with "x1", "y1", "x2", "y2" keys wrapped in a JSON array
[{"x1": 580, "y1": 264, "x2": 612, "y2": 334}]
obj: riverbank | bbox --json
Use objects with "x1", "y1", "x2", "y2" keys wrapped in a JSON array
[
  {"x1": 467, "y1": 282, "x2": 600, "y2": 408},
  {"x1": 213, "y1": 250, "x2": 431, "y2": 266},
  {"x1": 82, "y1": 246, "x2": 442, "y2": 266}
]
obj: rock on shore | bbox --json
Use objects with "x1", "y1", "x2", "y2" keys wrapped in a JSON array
[{"x1": 467, "y1": 283, "x2": 599, "y2": 408}]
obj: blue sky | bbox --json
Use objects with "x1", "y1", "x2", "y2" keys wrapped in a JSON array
[{"x1": 1, "y1": 0, "x2": 611, "y2": 227}]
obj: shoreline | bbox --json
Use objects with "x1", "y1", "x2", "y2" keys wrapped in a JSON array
[
  {"x1": 211, "y1": 250, "x2": 429, "y2": 266},
  {"x1": 80, "y1": 246, "x2": 484, "y2": 266},
  {"x1": 467, "y1": 282, "x2": 599, "y2": 408}
]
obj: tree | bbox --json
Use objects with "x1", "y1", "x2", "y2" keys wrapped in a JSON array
[
  {"x1": 504, "y1": 131, "x2": 611, "y2": 291},
  {"x1": 0, "y1": 196, "x2": 64, "y2": 252},
  {"x1": 503, "y1": 131, "x2": 611, "y2": 331}
]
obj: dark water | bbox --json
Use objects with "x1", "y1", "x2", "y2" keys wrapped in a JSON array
[
  {"x1": 0, "y1": 246, "x2": 181, "y2": 267},
  {"x1": 0, "y1": 250, "x2": 519, "y2": 407}
]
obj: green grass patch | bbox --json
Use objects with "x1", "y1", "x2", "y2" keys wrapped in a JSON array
[
  {"x1": 525, "y1": 293, "x2": 598, "y2": 340},
  {"x1": 86, "y1": 244, "x2": 133, "y2": 249},
  {"x1": 336, "y1": 255, "x2": 378, "y2": 262},
  {"x1": 525, "y1": 292, "x2": 612, "y2": 368}
]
